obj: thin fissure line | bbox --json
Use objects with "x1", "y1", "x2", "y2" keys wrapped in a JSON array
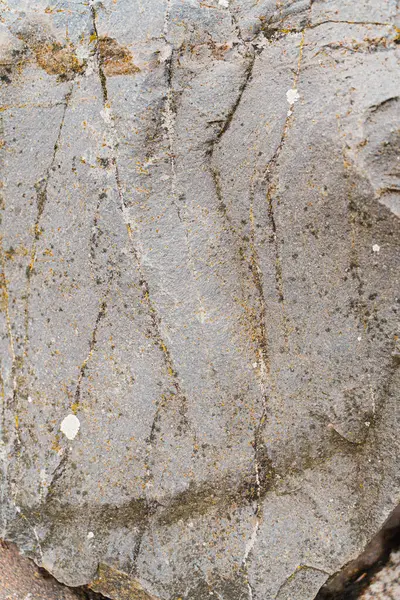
[
  {"x1": 73, "y1": 295, "x2": 109, "y2": 410},
  {"x1": 89, "y1": 3, "x2": 194, "y2": 553},
  {"x1": 89, "y1": 4, "x2": 184, "y2": 396},
  {"x1": 24, "y1": 85, "x2": 74, "y2": 355},
  {"x1": 274, "y1": 565, "x2": 331, "y2": 599},
  {"x1": 206, "y1": 57, "x2": 273, "y2": 529},
  {"x1": 0, "y1": 238, "x2": 15, "y2": 365},
  {"x1": 241, "y1": 26, "x2": 309, "y2": 578},
  {"x1": 264, "y1": 28, "x2": 306, "y2": 345}
]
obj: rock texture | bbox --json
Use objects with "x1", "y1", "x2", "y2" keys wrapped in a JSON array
[
  {"x1": 0, "y1": 0, "x2": 399, "y2": 599},
  {"x1": 0, "y1": 540, "x2": 91, "y2": 599}
]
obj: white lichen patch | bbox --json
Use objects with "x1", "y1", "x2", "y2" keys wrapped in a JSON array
[
  {"x1": 60, "y1": 414, "x2": 80, "y2": 440},
  {"x1": 219, "y1": 0, "x2": 229, "y2": 7},
  {"x1": 372, "y1": 244, "x2": 380, "y2": 253},
  {"x1": 100, "y1": 104, "x2": 113, "y2": 125},
  {"x1": 159, "y1": 43, "x2": 172, "y2": 63},
  {"x1": 76, "y1": 43, "x2": 91, "y2": 63},
  {"x1": 84, "y1": 55, "x2": 96, "y2": 78},
  {"x1": 286, "y1": 88, "x2": 300, "y2": 106}
]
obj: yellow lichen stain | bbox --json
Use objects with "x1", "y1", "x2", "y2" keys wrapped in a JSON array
[
  {"x1": 70, "y1": 402, "x2": 79, "y2": 414},
  {"x1": 52, "y1": 438, "x2": 62, "y2": 452},
  {"x1": 211, "y1": 42, "x2": 230, "y2": 60},
  {"x1": 14, "y1": 26, "x2": 84, "y2": 79},
  {"x1": 15, "y1": 414, "x2": 19, "y2": 429},
  {"x1": 136, "y1": 161, "x2": 149, "y2": 175},
  {"x1": 0, "y1": 273, "x2": 8, "y2": 313},
  {"x1": 44, "y1": 7, "x2": 65, "y2": 13},
  {"x1": 98, "y1": 36, "x2": 141, "y2": 77},
  {"x1": 4, "y1": 245, "x2": 28, "y2": 260},
  {"x1": 31, "y1": 41, "x2": 83, "y2": 78}
]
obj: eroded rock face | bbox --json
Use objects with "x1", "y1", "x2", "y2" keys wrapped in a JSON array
[{"x1": 0, "y1": 0, "x2": 399, "y2": 598}]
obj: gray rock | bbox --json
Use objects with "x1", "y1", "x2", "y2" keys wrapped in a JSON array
[{"x1": 0, "y1": 0, "x2": 399, "y2": 598}]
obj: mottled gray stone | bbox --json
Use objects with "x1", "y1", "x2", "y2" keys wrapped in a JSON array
[{"x1": 0, "y1": 0, "x2": 399, "y2": 599}]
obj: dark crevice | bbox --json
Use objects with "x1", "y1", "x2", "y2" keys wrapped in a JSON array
[
  {"x1": 89, "y1": 4, "x2": 108, "y2": 104},
  {"x1": 261, "y1": 27, "x2": 307, "y2": 348},
  {"x1": 66, "y1": 582, "x2": 109, "y2": 600},
  {"x1": 162, "y1": 48, "x2": 183, "y2": 223},
  {"x1": 43, "y1": 291, "x2": 110, "y2": 501},
  {"x1": 90, "y1": 193, "x2": 105, "y2": 262},
  {"x1": 24, "y1": 86, "x2": 73, "y2": 345},
  {"x1": 44, "y1": 448, "x2": 70, "y2": 501},
  {"x1": 310, "y1": 19, "x2": 394, "y2": 29},
  {"x1": 264, "y1": 125, "x2": 293, "y2": 311},
  {"x1": 207, "y1": 59, "x2": 273, "y2": 519},
  {"x1": 74, "y1": 296, "x2": 108, "y2": 410},
  {"x1": 208, "y1": 28, "x2": 307, "y2": 521},
  {"x1": 249, "y1": 198, "x2": 270, "y2": 370},
  {"x1": 28, "y1": 86, "x2": 73, "y2": 274},
  {"x1": 252, "y1": 420, "x2": 275, "y2": 502},
  {"x1": 314, "y1": 503, "x2": 400, "y2": 599},
  {"x1": 207, "y1": 53, "x2": 256, "y2": 158}
]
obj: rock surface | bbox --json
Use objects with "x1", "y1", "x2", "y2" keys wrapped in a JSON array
[
  {"x1": 0, "y1": 0, "x2": 399, "y2": 599},
  {"x1": 0, "y1": 540, "x2": 88, "y2": 599}
]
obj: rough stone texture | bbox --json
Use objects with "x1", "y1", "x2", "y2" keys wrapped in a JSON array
[{"x1": 0, "y1": 0, "x2": 399, "y2": 599}]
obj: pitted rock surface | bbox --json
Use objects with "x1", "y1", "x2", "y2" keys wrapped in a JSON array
[{"x1": 0, "y1": 1, "x2": 399, "y2": 599}]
